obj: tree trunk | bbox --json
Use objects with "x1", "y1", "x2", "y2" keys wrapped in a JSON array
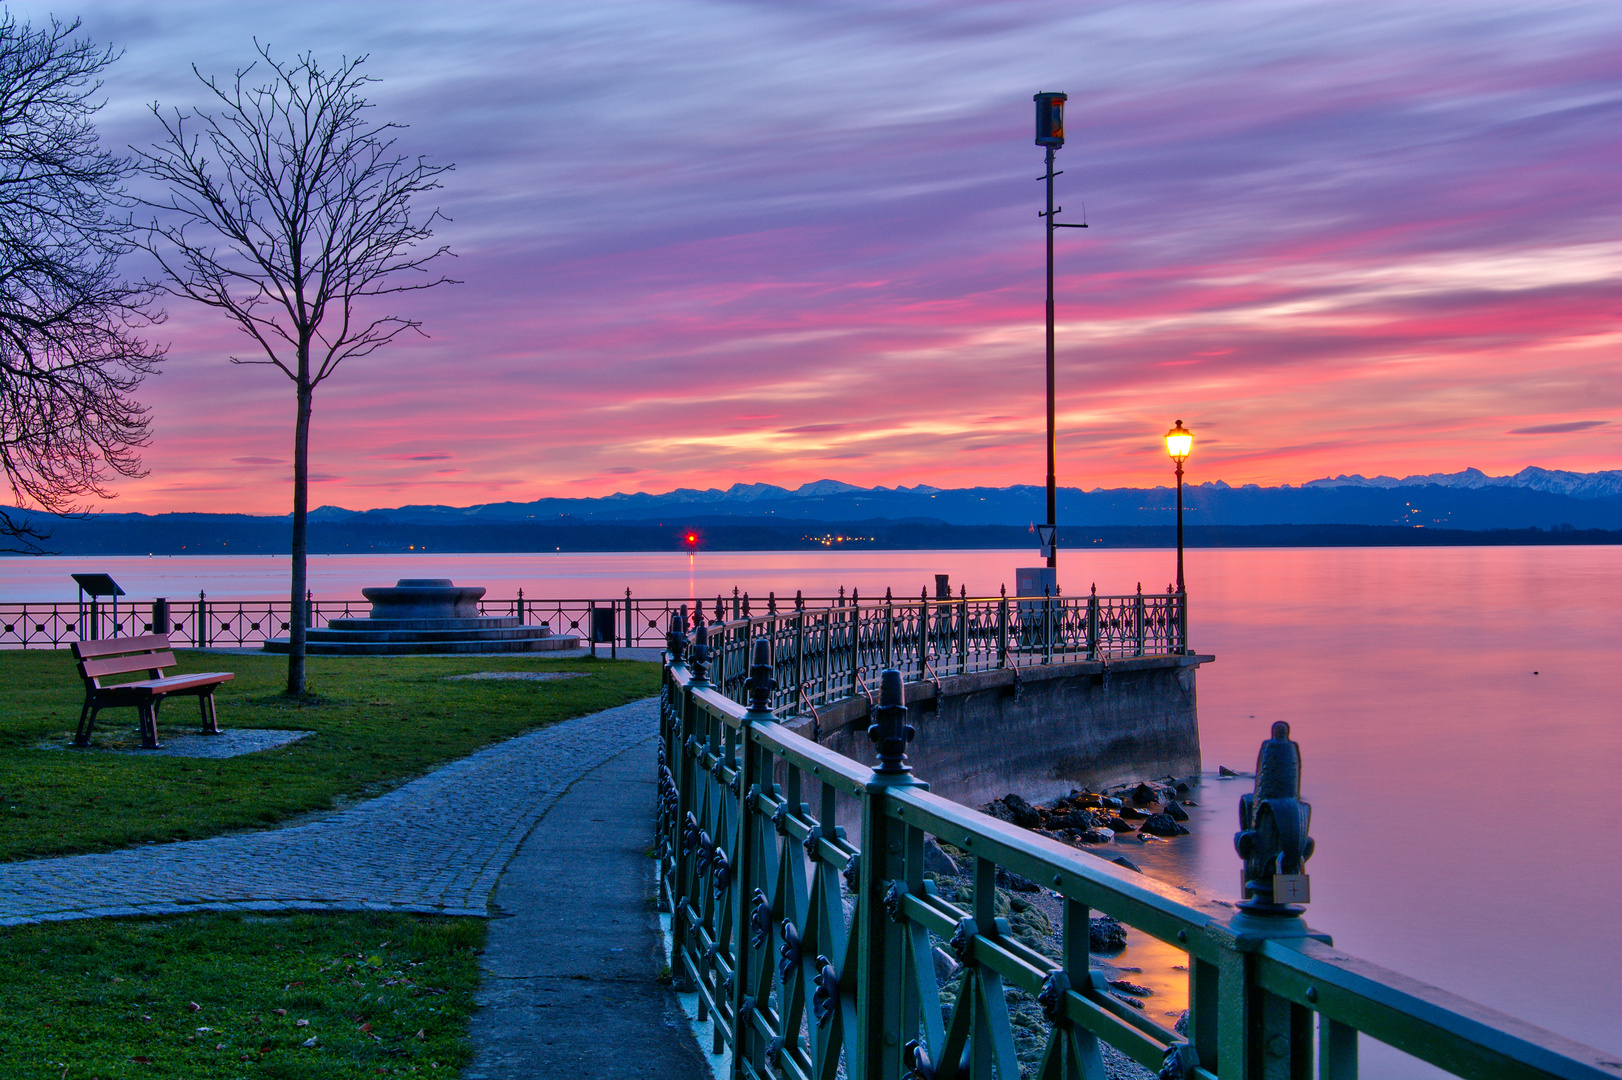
[{"x1": 287, "y1": 378, "x2": 313, "y2": 696}]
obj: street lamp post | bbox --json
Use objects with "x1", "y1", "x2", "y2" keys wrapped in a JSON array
[
  {"x1": 1165, "y1": 420, "x2": 1193, "y2": 593},
  {"x1": 1034, "y1": 91, "x2": 1086, "y2": 571}
]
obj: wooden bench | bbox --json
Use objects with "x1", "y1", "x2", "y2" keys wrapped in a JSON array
[{"x1": 71, "y1": 634, "x2": 234, "y2": 749}]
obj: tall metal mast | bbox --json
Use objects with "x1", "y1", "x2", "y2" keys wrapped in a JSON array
[{"x1": 1034, "y1": 92, "x2": 1085, "y2": 571}]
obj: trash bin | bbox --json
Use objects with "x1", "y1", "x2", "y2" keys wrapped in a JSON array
[{"x1": 591, "y1": 607, "x2": 617, "y2": 644}]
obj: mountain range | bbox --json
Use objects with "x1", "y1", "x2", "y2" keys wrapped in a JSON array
[
  {"x1": 6, "y1": 468, "x2": 1619, "y2": 555},
  {"x1": 304, "y1": 466, "x2": 1621, "y2": 531}
]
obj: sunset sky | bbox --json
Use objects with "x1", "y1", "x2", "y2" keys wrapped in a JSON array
[{"x1": 14, "y1": 1, "x2": 1620, "y2": 515}]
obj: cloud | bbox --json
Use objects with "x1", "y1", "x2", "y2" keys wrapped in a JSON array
[
  {"x1": 32, "y1": 0, "x2": 1615, "y2": 513},
  {"x1": 1508, "y1": 420, "x2": 1609, "y2": 435}
]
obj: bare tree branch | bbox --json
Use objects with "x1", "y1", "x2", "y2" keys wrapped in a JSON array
[
  {"x1": 136, "y1": 46, "x2": 456, "y2": 388},
  {"x1": 135, "y1": 43, "x2": 457, "y2": 693},
  {"x1": 0, "y1": 12, "x2": 164, "y2": 551}
]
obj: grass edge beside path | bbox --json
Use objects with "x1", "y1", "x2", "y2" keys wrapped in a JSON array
[
  {"x1": 0, "y1": 651, "x2": 661, "y2": 862},
  {"x1": 0, "y1": 911, "x2": 485, "y2": 1079}
]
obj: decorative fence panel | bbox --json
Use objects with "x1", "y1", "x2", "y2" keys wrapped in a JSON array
[
  {"x1": 699, "y1": 589, "x2": 1188, "y2": 719},
  {"x1": 0, "y1": 588, "x2": 1188, "y2": 662},
  {"x1": 656, "y1": 637, "x2": 1613, "y2": 1080}
]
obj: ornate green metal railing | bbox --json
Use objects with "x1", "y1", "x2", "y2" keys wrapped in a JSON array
[
  {"x1": 0, "y1": 586, "x2": 1184, "y2": 664},
  {"x1": 656, "y1": 625, "x2": 1615, "y2": 1080},
  {"x1": 686, "y1": 587, "x2": 1186, "y2": 717}
]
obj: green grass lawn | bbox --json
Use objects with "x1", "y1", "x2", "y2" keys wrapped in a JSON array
[
  {"x1": 0, "y1": 650, "x2": 660, "y2": 861},
  {"x1": 0, "y1": 911, "x2": 484, "y2": 1078}
]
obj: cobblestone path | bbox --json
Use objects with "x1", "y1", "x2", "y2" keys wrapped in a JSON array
[{"x1": 0, "y1": 699, "x2": 658, "y2": 926}]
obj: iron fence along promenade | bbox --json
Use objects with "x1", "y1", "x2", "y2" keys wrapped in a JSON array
[
  {"x1": 657, "y1": 625, "x2": 1616, "y2": 1080},
  {"x1": 0, "y1": 591, "x2": 716, "y2": 649},
  {"x1": 699, "y1": 588, "x2": 1186, "y2": 717},
  {"x1": 0, "y1": 585, "x2": 1185, "y2": 660}
]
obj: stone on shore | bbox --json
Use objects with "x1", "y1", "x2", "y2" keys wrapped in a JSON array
[
  {"x1": 1090, "y1": 915, "x2": 1127, "y2": 952},
  {"x1": 1140, "y1": 813, "x2": 1190, "y2": 837},
  {"x1": 924, "y1": 837, "x2": 959, "y2": 877}
]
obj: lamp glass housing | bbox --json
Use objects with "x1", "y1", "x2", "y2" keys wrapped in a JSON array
[
  {"x1": 1165, "y1": 422, "x2": 1193, "y2": 463},
  {"x1": 1034, "y1": 91, "x2": 1067, "y2": 148}
]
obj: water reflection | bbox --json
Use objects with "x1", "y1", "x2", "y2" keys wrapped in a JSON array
[{"x1": 2, "y1": 546, "x2": 1617, "y2": 1070}]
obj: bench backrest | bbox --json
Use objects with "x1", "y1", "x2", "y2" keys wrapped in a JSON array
[
  {"x1": 72, "y1": 633, "x2": 172, "y2": 660},
  {"x1": 72, "y1": 634, "x2": 176, "y2": 686}
]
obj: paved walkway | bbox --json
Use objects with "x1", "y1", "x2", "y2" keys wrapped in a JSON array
[
  {"x1": 0, "y1": 698, "x2": 658, "y2": 923},
  {"x1": 467, "y1": 736, "x2": 709, "y2": 1078}
]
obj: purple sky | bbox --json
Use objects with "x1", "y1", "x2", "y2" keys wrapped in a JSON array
[{"x1": 16, "y1": 1, "x2": 1620, "y2": 514}]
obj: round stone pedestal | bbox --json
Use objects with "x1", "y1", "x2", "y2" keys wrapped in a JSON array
[
  {"x1": 362, "y1": 578, "x2": 485, "y2": 620},
  {"x1": 263, "y1": 578, "x2": 580, "y2": 655}
]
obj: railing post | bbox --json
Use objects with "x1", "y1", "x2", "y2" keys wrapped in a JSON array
[
  {"x1": 1179, "y1": 587, "x2": 1189, "y2": 655},
  {"x1": 821, "y1": 609, "x2": 832, "y2": 708},
  {"x1": 998, "y1": 585, "x2": 1009, "y2": 668},
  {"x1": 625, "y1": 588, "x2": 633, "y2": 648},
  {"x1": 794, "y1": 611, "x2": 806, "y2": 706},
  {"x1": 1135, "y1": 582, "x2": 1146, "y2": 657},
  {"x1": 1203, "y1": 722, "x2": 1323, "y2": 1079},
  {"x1": 667, "y1": 618, "x2": 708, "y2": 994},
  {"x1": 1042, "y1": 586, "x2": 1054, "y2": 665},
  {"x1": 918, "y1": 587, "x2": 930, "y2": 676},
  {"x1": 883, "y1": 588, "x2": 894, "y2": 669},
  {"x1": 1058, "y1": 892, "x2": 1110, "y2": 1078},
  {"x1": 732, "y1": 638, "x2": 776, "y2": 1077},
  {"x1": 849, "y1": 597, "x2": 860, "y2": 701},
  {"x1": 88, "y1": 598, "x2": 100, "y2": 642},
  {"x1": 588, "y1": 599, "x2": 596, "y2": 659},
  {"x1": 197, "y1": 591, "x2": 207, "y2": 648},
  {"x1": 516, "y1": 586, "x2": 524, "y2": 624},
  {"x1": 1087, "y1": 584, "x2": 1099, "y2": 660},
  {"x1": 858, "y1": 669, "x2": 923, "y2": 1079},
  {"x1": 947, "y1": 583, "x2": 960, "y2": 668}
]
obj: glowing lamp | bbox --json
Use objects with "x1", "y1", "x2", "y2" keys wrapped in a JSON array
[
  {"x1": 1165, "y1": 419, "x2": 1193, "y2": 463},
  {"x1": 1034, "y1": 91, "x2": 1066, "y2": 148}
]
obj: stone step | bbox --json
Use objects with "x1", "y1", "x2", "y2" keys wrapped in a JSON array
[
  {"x1": 323, "y1": 616, "x2": 529, "y2": 632},
  {"x1": 261, "y1": 634, "x2": 581, "y2": 655},
  {"x1": 304, "y1": 625, "x2": 555, "y2": 644}
]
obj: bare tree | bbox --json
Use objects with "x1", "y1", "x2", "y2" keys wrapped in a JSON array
[
  {"x1": 0, "y1": 13, "x2": 163, "y2": 551},
  {"x1": 138, "y1": 45, "x2": 455, "y2": 695}
]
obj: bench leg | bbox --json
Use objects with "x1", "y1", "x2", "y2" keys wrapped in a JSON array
[
  {"x1": 199, "y1": 690, "x2": 221, "y2": 735},
  {"x1": 73, "y1": 698, "x2": 97, "y2": 747},
  {"x1": 139, "y1": 701, "x2": 162, "y2": 749}
]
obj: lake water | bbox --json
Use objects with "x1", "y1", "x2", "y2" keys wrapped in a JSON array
[{"x1": 4, "y1": 546, "x2": 1618, "y2": 1071}]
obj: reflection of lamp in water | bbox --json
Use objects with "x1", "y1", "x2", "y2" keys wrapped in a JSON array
[{"x1": 1164, "y1": 420, "x2": 1193, "y2": 593}]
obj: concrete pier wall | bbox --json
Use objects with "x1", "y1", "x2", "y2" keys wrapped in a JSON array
[{"x1": 784, "y1": 654, "x2": 1209, "y2": 808}]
